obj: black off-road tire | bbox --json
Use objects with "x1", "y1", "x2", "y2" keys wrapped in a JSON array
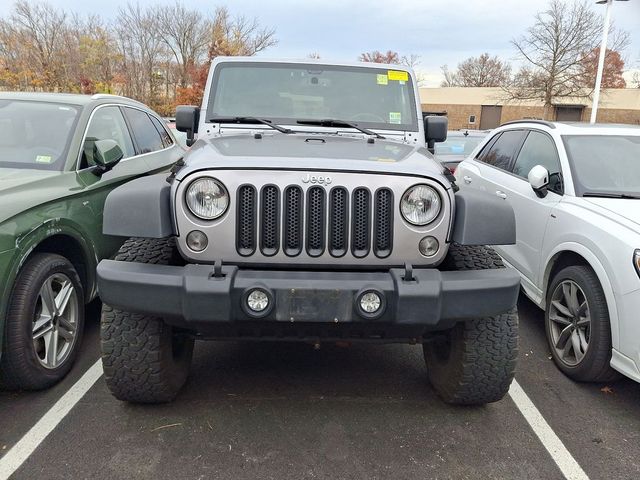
[
  {"x1": 423, "y1": 243, "x2": 519, "y2": 405},
  {"x1": 545, "y1": 265, "x2": 619, "y2": 383},
  {"x1": 100, "y1": 237, "x2": 194, "y2": 403},
  {"x1": 1, "y1": 253, "x2": 84, "y2": 390}
]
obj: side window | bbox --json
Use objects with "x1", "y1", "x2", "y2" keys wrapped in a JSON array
[
  {"x1": 478, "y1": 130, "x2": 526, "y2": 171},
  {"x1": 122, "y1": 107, "x2": 164, "y2": 154},
  {"x1": 80, "y1": 106, "x2": 135, "y2": 170},
  {"x1": 149, "y1": 115, "x2": 174, "y2": 148},
  {"x1": 513, "y1": 131, "x2": 563, "y2": 194}
]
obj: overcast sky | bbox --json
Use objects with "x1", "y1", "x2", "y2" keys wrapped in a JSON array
[{"x1": 2, "y1": 0, "x2": 639, "y2": 86}]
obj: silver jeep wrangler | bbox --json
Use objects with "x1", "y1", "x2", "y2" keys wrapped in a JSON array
[{"x1": 97, "y1": 58, "x2": 520, "y2": 405}]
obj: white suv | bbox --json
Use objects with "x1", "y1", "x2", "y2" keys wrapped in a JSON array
[{"x1": 456, "y1": 120, "x2": 640, "y2": 383}]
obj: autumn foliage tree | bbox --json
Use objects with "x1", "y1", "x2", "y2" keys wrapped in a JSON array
[
  {"x1": 580, "y1": 48, "x2": 626, "y2": 88},
  {"x1": 0, "y1": 1, "x2": 277, "y2": 115}
]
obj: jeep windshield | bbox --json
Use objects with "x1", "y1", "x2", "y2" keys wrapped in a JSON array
[
  {"x1": 207, "y1": 62, "x2": 418, "y2": 132},
  {"x1": 563, "y1": 134, "x2": 640, "y2": 197},
  {"x1": 0, "y1": 100, "x2": 81, "y2": 171}
]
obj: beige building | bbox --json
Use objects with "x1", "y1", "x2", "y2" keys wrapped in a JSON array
[{"x1": 419, "y1": 87, "x2": 640, "y2": 130}]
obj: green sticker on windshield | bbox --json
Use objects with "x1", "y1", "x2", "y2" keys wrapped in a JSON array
[
  {"x1": 389, "y1": 112, "x2": 402, "y2": 124},
  {"x1": 35, "y1": 155, "x2": 52, "y2": 164},
  {"x1": 376, "y1": 74, "x2": 388, "y2": 85}
]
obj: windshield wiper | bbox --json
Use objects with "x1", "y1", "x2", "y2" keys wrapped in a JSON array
[
  {"x1": 583, "y1": 192, "x2": 640, "y2": 199},
  {"x1": 296, "y1": 119, "x2": 385, "y2": 139},
  {"x1": 208, "y1": 116, "x2": 292, "y2": 134}
]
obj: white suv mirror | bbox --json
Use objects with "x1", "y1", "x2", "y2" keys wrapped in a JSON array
[{"x1": 528, "y1": 165, "x2": 550, "y2": 198}]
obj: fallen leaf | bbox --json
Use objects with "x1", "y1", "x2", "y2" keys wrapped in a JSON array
[{"x1": 600, "y1": 386, "x2": 614, "y2": 394}]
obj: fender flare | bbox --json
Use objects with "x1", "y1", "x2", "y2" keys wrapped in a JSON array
[
  {"x1": 542, "y1": 242, "x2": 619, "y2": 350},
  {"x1": 0, "y1": 219, "x2": 97, "y2": 360}
]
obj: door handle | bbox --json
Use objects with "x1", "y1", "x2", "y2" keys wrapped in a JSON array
[
  {"x1": 496, "y1": 190, "x2": 507, "y2": 199},
  {"x1": 463, "y1": 175, "x2": 472, "y2": 184}
]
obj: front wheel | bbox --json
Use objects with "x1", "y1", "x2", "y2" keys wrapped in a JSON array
[
  {"x1": 100, "y1": 237, "x2": 194, "y2": 403},
  {"x1": 423, "y1": 244, "x2": 518, "y2": 405},
  {"x1": 545, "y1": 265, "x2": 619, "y2": 382},
  {"x1": 1, "y1": 253, "x2": 84, "y2": 390}
]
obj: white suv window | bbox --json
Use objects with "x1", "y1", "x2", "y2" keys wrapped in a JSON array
[
  {"x1": 513, "y1": 131, "x2": 563, "y2": 194},
  {"x1": 477, "y1": 130, "x2": 526, "y2": 171}
]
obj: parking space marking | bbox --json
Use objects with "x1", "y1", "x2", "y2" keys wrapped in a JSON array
[
  {"x1": 509, "y1": 380, "x2": 589, "y2": 480},
  {"x1": 0, "y1": 359, "x2": 103, "y2": 480}
]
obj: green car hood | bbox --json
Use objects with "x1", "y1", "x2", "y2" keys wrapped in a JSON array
[{"x1": 0, "y1": 168, "x2": 70, "y2": 225}]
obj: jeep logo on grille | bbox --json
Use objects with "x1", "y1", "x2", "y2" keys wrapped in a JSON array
[{"x1": 302, "y1": 173, "x2": 332, "y2": 185}]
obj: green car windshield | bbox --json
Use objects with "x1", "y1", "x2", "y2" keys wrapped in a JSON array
[
  {"x1": 0, "y1": 100, "x2": 81, "y2": 171},
  {"x1": 207, "y1": 62, "x2": 419, "y2": 132}
]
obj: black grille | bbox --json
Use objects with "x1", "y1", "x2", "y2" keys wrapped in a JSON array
[
  {"x1": 236, "y1": 185, "x2": 256, "y2": 256},
  {"x1": 351, "y1": 188, "x2": 371, "y2": 257},
  {"x1": 260, "y1": 186, "x2": 279, "y2": 256},
  {"x1": 235, "y1": 183, "x2": 393, "y2": 259},
  {"x1": 283, "y1": 186, "x2": 303, "y2": 256},
  {"x1": 374, "y1": 188, "x2": 393, "y2": 258},
  {"x1": 329, "y1": 188, "x2": 348, "y2": 257},
  {"x1": 306, "y1": 186, "x2": 326, "y2": 256}
]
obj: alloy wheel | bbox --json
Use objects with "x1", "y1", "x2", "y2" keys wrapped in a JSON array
[
  {"x1": 32, "y1": 273, "x2": 80, "y2": 369},
  {"x1": 548, "y1": 280, "x2": 591, "y2": 367}
]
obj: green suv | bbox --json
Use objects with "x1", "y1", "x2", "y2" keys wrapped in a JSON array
[{"x1": 0, "y1": 93, "x2": 183, "y2": 390}]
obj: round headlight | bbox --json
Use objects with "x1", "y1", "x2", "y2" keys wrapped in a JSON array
[
  {"x1": 185, "y1": 177, "x2": 229, "y2": 220},
  {"x1": 400, "y1": 184, "x2": 441, "y2": 226}
]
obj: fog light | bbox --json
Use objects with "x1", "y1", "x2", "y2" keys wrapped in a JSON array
[
  {"x1": 360, "y1": 292, "x2": 381, "y2": 314},
  {"x1": 419, "y1": 236, "x2": 439, "y2": 257},
  {"x1": 186, "y1": 230, "x2": 208, "y2": 251},
  {"x1": 247, "y1": 289, "x2": 269, "y2": 313}
]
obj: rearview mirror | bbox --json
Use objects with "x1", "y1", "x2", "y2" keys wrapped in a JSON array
[
  {"x1": 424, "y1": 116, "x2": 448, "y2": 154},
  {"x1": 92, "y1": 139, "x2": 123, "y2": 175},
  {"x1": 528, "y1": 165, "x2": 550, "y2": 198},
  {"x1": 176, "y1": 105, "x2": 200, "y2": 147}
]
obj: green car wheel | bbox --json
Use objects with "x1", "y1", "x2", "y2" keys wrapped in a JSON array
[{"x1": 0, "y1": 253, "x2": 84, "y2": 390}]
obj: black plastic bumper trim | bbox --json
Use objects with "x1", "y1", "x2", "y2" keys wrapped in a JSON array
[{"x1": 97, "y1": 260, "x2": 520, "y2": 329}]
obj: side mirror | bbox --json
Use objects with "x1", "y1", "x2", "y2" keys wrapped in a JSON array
[
  {"x1": 424, "y1": 115, "x2": 448, "y2": 154},
  {"x1": 528, "y1": 165, "x2": 550, "y2": 198},
  {"x1": 92, "y1": 139, "x2": 123, "y2": 175},
  {"x1": 176, "y1": 105, "x2": 200, "y2": 147}
]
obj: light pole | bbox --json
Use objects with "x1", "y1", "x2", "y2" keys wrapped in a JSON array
[{"x1": 591, "y1": 0, "x2": 628, "y2": 124}]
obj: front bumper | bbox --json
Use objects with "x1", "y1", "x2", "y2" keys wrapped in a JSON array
[{"x1": 97, "y1": 260, "x2": 520, "y2": 330}]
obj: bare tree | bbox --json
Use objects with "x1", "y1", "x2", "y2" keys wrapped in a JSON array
[
  {"x1": 10, "y1": 0, "x2": 69, "y2": 89},
  {"x1": 439, "y1": 65, "x2": 458, "y2": 87},
  {"x1": 440, "y1": 53, "x2": 511, "y2": 87},
  {"x1": 307, "y1": 52, "x2": 321, "y2": 59},
  {"x1": 400, "y1": 54, "x2": 420, "y2": 69},
  {"x1": 359, "y1": 50, "x2": 400, "y2": 64},
  {"x1": 115, "y1": 3, "x2": 168, "y2": 106},
  {"x1": 158, "y1": 2, "x2": 210, "y2": 88},
  {"x1": 508, "y1": 0, "x2": 629, "y2": 118},
  {"x1": 208, "y1": 6, "x2": 277, "y2": 59}
]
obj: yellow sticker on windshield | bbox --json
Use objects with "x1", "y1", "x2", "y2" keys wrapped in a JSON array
[
  {"x1": 388, "y1": 70, "x2": 408, "y2": 81},
  {"x1": 389, "y1": 112, "x2": 402, "y2": 124},
  {"x1": 35, "y1": 155, "x2": 52, "y2": 164},
  {"x1": 376, "y1": 74, "x2": 388, "y2": 85}
]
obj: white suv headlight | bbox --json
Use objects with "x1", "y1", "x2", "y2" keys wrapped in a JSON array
[
  {"x1": 400, "y1": 184, "x2": 441, "y2": 226},
  {"x1": 185, "y1": 177, "x2": 229, "y2": 220}
]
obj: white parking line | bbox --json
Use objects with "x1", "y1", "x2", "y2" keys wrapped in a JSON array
[
  {"x1": 509, "y1": 379, "x2": 589, "y2": 480},
  {"x1": 0, "y1": 359, "x2": 103, "y2": 480}
]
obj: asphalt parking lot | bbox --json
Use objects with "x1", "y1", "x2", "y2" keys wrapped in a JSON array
[{"x1": 1, "y1": 296, "x2": 639, "y2": 480}]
